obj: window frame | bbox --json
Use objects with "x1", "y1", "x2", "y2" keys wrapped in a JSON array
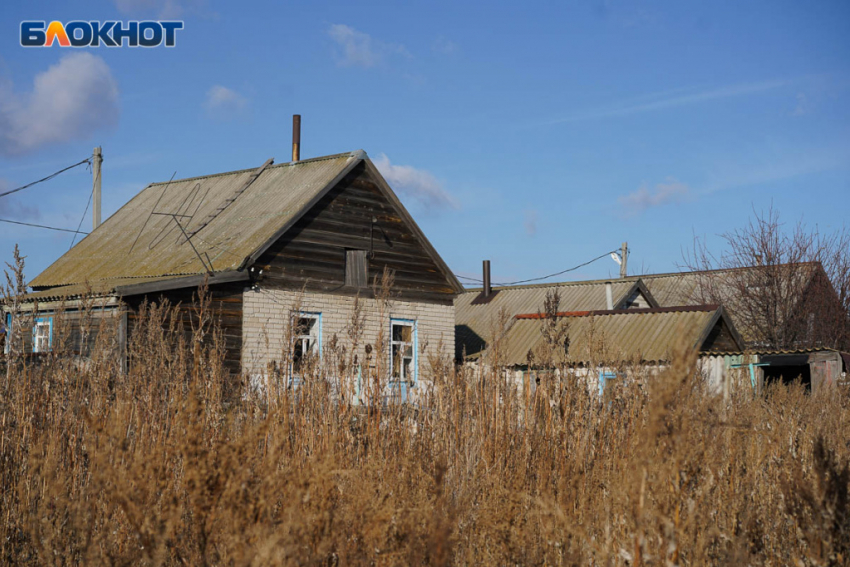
[
  {"x1": 598, "y1": 369, "x2": 617, "y2": 397},
  {"x1": 290, "y1": 311, "x2": 322, "y2": 384},
  {"x1": 3, "y1": 313, "x2": 11, "y2": 354},
  {"x1": 32, "y1": 315, "x2": 53, "y2": 353},
  {"x1": 389, "y1": 318, "x2": 417, "y2": 402}
]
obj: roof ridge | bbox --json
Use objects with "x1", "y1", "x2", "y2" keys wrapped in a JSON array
[
  {"x1": 460, "y1": 262, "x2": 822, "y2": 293},
  {"x1": 462, "y1": 277, "x2": 641, "y2": 294},
  {"x1": 514, "y1": 304, "x2": 720, "y2": 319},
  {"x1": 148, "y1": 150, "x2": 364, "y2": 187}
]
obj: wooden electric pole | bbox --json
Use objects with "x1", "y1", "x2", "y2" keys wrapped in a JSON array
[
  {"x1": 620, "y1": 242, "x2": 628, "y2": 278},
  {"x1": 92, "y1": 147, "x2": 102, "y2": 230}
]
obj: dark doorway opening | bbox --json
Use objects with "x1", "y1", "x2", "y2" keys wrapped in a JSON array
[{"x1": 763, "y1": 364, "x2": 812, "y2": 391}]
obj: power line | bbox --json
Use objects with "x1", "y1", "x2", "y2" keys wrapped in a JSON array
[
  {"x1": 0, "y1": 157, "x2": 91, "y2": 199},
  {"x1": 69, "y1": 161, "x2": 98, "y2": 249},
  {"x1": 0, "y1": 217, "x2": 89, "y2": 235},
  {"x1": 69, "y1": 185, "x2": 94, "y2": 249},
  {"x1": 455, "y1": 249, "x2": 622, "y2": 287}
]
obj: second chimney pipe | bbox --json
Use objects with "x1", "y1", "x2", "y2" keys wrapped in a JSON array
[
  {"x1": 292, "y1": 114, "x2": 301, "y2": 162},
  {"x1": 483, "y1": 260, "x2": 491, "y2": 298}
]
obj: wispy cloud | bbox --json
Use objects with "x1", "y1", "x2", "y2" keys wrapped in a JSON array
[
  {"x1": 551, "y1": 79, "x2": 788, "y2": 123},
  {"x1": 792, "y1": 92, "x2": 811, "y2": 116},
  {"x1": 328, "y1": 24, "x2": 410, "y2": 68},
  {"x1": 204, "y1": 85, "x2": 247, "y2": 119},
  {"x1": 0, "y1": 53, "x2": 119, "y2": 156},
  {"x1": 524, "y1": 209, "x2": 538, "y2": 236},
  {"x1": 618, "y1": 177, "x2": 693, "y2": 216},
  {"x1": 704, "y1": 148, "x2": 850, "y2": 194},
  {"x1": 0, "y1": 181, "x2": 39, "y2": 220},
  {"x1": 373, "y1": 153, "x2": 458, "y2": 213},
  {"x1": 432, "y1": 36, "x2": 458, "y2": 55},
  {"x1": 113, "y1": 0, "x2": 209, "y2": 19}
]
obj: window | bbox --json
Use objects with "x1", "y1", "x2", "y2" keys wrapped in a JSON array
[
  {"x1": 292, "y1": 312, "x2": 321, "y2": 375},
  {"x1": 33, "y1": 316, "x2": 53, "y2": 353},
  {"x1": 598, "y1": 370, "x2": 617, "y2": 397},
  {"x1": 389, "y1": 319, "x2": 416, "y2": 402},
  {"x1": 345, "y1": 249, "x2": 368, "y2": 288}
]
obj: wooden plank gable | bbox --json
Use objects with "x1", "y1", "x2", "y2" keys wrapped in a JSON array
[{"x1": 255, "y1": 162, "x2": 458, "y2": 304}]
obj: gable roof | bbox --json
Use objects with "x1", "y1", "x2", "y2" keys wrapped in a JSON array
[
  {"x1": 632, "y1": 264, "x2": 823, "y2": 343},
  {"x1": 455, "y1": 278, "x2": 658, "y2": 360},
  {"x1": 481, "y1": 305, "x2": 743, "y2": 366},
  {"x1": 29, "y1": 151, "x2": 462, "y2": 296},
  {"x1": 633, "y1": 264, "x2": 821, "y2": 306}
]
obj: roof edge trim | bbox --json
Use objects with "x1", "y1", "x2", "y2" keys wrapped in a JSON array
[{"x1": 116, "y1": 270, "x2": 249, "y2": 297}]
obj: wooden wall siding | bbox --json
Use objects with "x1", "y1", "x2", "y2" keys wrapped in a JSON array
[
  {"x1": 11, "y1": 308, "x2": 120, "y2": 358},
  {"x1": 255, "y1": 163, "x2": 455, "y2": 305},
  {"x1": 701, "y1": 319, "x2": 741, "y2": 353},
  {"x1": 124, "y1": 282, "x2": 244, "y2": 378}
]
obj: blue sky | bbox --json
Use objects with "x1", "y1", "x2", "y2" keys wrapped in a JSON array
[{"x1": 1, "y1": 0, "x2": 849, "y2": 287}]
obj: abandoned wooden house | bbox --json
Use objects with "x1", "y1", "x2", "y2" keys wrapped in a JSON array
[{"x1": 10, "y1": 136, "x2": 462, "y2": 400}]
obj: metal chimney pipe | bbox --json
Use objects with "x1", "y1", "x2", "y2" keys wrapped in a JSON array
[
  {"x1": 605, "y1": 282, "x2": 614, "y2": 310},
  {"x1": 292, "y1": 114, "x2": 301, "y2": 162},
  {"x1": 483, "y1": 260, "x2": 491, "y2": 298}
]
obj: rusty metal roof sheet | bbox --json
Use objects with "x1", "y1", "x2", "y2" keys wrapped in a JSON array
[
  {"x1": 455, "y1": 279, "x2": 654, "y2": 359},
  {"x1": 490, "y1": 305, "x2": 730, "y2": 366},
  {"x1": 30, "y1": 151, "x2": 362, "y2": 289}
]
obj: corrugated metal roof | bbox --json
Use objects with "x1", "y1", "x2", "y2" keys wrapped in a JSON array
[
  {"x1": 492, "y1": 306, "x2": 725, "y2": 366},
  {"x1": 25, "y1": 277, "x2": 176, "y2": 302},
  {"x1": 637, "y1": 264, "x2": 820, "y2": 342},
  {"x1": 30, "y1": 152, "x2": 361, "y2": 289},
  {"x1": 455, "y1": 279, "x2": 648, "y2": 359}
]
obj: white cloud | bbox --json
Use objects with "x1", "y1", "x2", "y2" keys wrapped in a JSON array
[
  {"x1": 618, "y1": 177, "x2": 692, "y2": 215},
  {"x1": 373, "y1": 153, "x2": 458, "y2": 212},
  {"x1": 550, "y1": 80, "x2": 788, "y2": 124},
  {"x1": 204, "y1": 85, "x2": 248, "y2": 118},
  {"x1": 328, "y1": 24, "x2": 410, "y2": 68},
  {"x1": 0, "y1": 53, "x2": 119, "y2": 156},
  {"x1": 524, "y1": 209, "x2": 538, "y2": 236}
]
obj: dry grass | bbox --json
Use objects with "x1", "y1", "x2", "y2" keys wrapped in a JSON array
[{"x1": 1, "y1": 288, "x2": 848, "y2": 566}]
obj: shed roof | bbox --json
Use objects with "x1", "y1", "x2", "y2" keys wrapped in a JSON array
[
  {"x1": 29, "y1": 151, "x2": 462, "y2": 297},
  {"x1": 455, "y1": 278, "x2": 657, "y2": 360},
  {"x1": 487, "y1": 305, "x2": 743, "y2": 367}
]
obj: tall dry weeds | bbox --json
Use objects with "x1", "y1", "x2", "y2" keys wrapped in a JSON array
[{"x1": 1, "y1": 259, "x2": 848, "y2": 565}]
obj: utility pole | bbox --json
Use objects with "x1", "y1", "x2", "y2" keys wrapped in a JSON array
[
  {"x1": 92, "y1": 147, "x2": 102, "y2": 230},
  {"x1": 620, "y1": 241, "x2": 628, "y2": 278}
]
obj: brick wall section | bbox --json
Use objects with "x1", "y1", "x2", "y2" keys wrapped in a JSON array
[{"x1": 242, "y1": 287, "x2": 455, "y2": 385}]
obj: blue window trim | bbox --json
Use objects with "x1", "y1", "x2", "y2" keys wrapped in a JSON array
[
  {"x1": 598, "y1": 370, "x2": 617, "y2": 397},
  {"x1": 32, "y1": 315, "x2": 54, "y2": 353},
  {"x1": 4, "y1": 313, "x2": 10, "y2": 354},
  {"x1": 389, "y1": 318, "x2": 418, "y2": 387}
]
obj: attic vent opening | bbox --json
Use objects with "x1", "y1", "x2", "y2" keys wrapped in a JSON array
[{"x1": 345, "y1": 249, "x2": 368, "y2": 288}]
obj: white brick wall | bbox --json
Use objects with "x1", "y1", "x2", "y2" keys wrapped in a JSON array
[{"x1": 242, "y1": 286, "x2": 455, "y2": 389}]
